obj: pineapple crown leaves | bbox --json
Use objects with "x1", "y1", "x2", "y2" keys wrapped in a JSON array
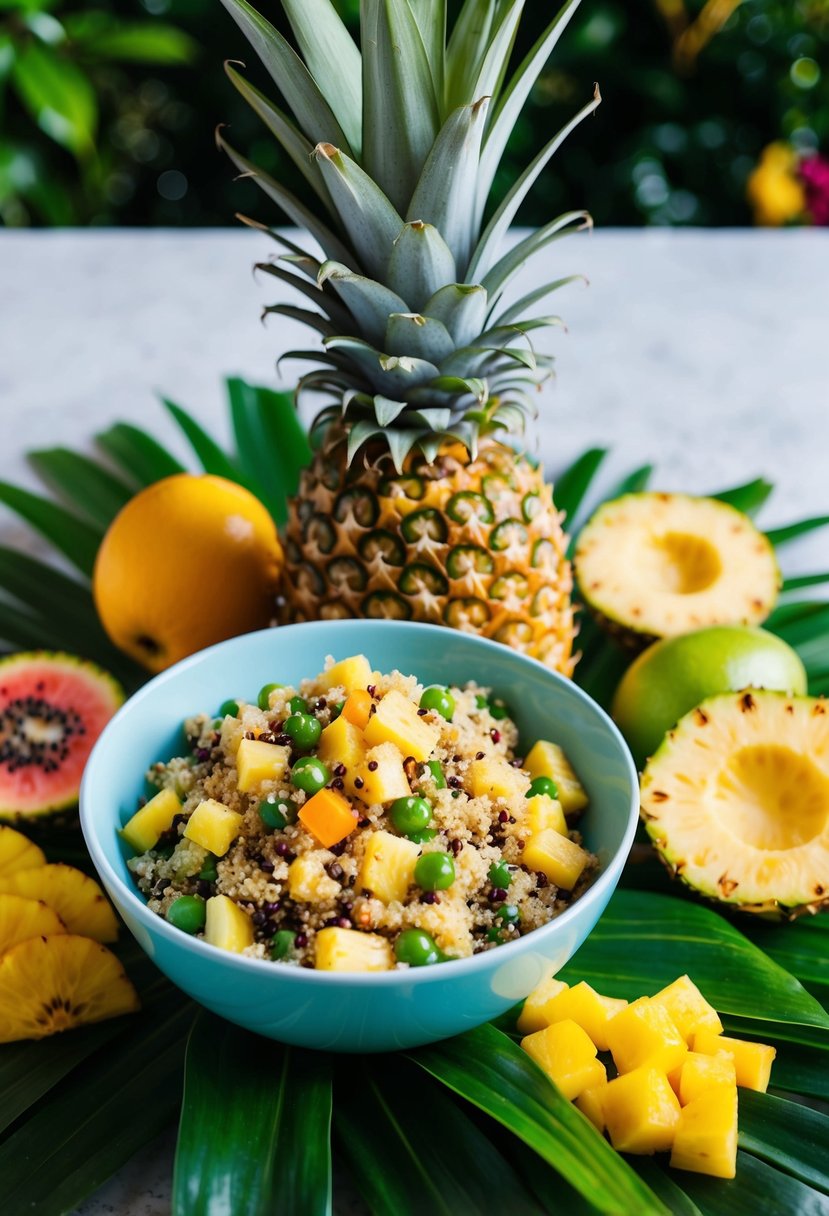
[{"x1": 218, "y1": 0, "x2": 599, "y2": 470}]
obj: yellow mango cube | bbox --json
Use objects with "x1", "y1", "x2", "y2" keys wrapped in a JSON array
[
  {"x1": 120, "y1": 788, "x2": 181, "y2": 853},
  {"x1": 651, "y1": 975, "x2": 723, "y2": 1043},
  {"x1": 670, "y1": 1087, "x2": 738, "y2": 1179},
  {"x1": 318, "y1": 715, "x2": 367, "y2": 798},
  {"x1": 358, "y1": 830, "x2": 420, "y2": 904},
  {"x1": 363, "y1": 689, "x2": 440, "y2": 762},
  {"x1": 603, "y1": 1067, "x2": 681, "y2": 1155},
  {"x1": 678, "y1": 1051, "x2": 737, "y2": 1106},
  {"x1": 320, "y1": 654, "x2": 373, "y2": 694},
  {"x1": 694, "y1": 1029, "x2": 776, "y2": 1092},
  {"x1": 236, "y1": 738, "x2": 291, "y2": 793},
  {"x1": 516, "y1": 977, "x2": 569, "y2": 1034},
  {"x1": 315, "y1": 926, "x2": 393, "y2": 971},
  {"x1": 204, "y1": 895, "x2": 253, "y2": 953},
  {"x1": 468, "y1": 756, "x2": 529, "y2": 801},
  {"x1": 355, "y1": 743, "x2": 411, "y2": 805},
  {"x1": 606, "y1": 997, "x2": 688, "y2": 1075},
  {"x1": 575, "y1": 1083, "x2": 607, "y2": 1133},
  {"x1": 288, "y1": 853, "x2": 341, "y2": 902},
  {"x1": 534, "y1": 981, "x2": 629, "y2": 1052},
  {"x1": 524, "y1": 741, "x2": 588, "y2": 816},
  {"x1": 520, "y1": 1019, "x2": 607, "y2": 1101},
  {"x1": 184, "y1": 799, "x2": 243, "y2": 857},
  {"x1": 524, "y1": 794, "x2": 567, "y2": 836},
  {"x1": 523, "y1": 829, "x2": 589, "y2": 891}
]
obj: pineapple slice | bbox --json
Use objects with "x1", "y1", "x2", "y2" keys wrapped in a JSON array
[
  {"x1": 530, "y1": 981, "x2": 629, "y2": 1053},
  {"x1": 524, "y1": 794, "x2": 567, "y2": 836},
  {"x1": 355, "y1": 743, "x2": 411, "y2": 805},
  {"x1": 317, "y1": 715, "x2": 366, "y2": 796},
  {"x1": 0, "y1": 934, "x2": 139, "y2": 1043},
  {"x1": 0, "y1": 893, "x2": 66, "y2": 954},
  {"x1": 363, "y1": 689, "x2": 440, "y2": 762},
  {"x1": 677, "y1": 1051, "x2": 737, "y2": 1106},
  {"x1": 606, "y1": 997, "x2": 688, "y2": 1075},
  {"x1": 288, "y1": 853, "x2": 341, "y2": 902},
  {"x1": 315, "y1": 926, "x2": 393, "y2": 971},
  {"x1": 650, "y1": 975, "x2": 723, "y2": 1043},
  {"x1": 524, "y1": 741, "x2": 588, "y2": 816},
  {"x1": 0, "y1": 825, "x2": 45, "y2": 876},
  {"x1": 204, "y1": 895, "x2": 253, "y2": 953},
  {"x1": 468, "y1": 756, "x2": 529, "y2": 801},
  {"x1": 341, "y1": 689, "x2": 373, "y2": 730},
  {"x1": 119, "y1": 788, "x2": 182, "y2": 853},
  {"x1": 575, "y1": 1082, "x2": 608, "y2": 1133},
  {"x1": 0, "y1": 864, "x2": 118, "y2": 942},
  {"x1": 603, "y1": 1066, "x2": 681, "y2": 1154},
  {"x1": 358, "y1": 830, "x2": 420, "y2": 904},
  {"x1": 670, "y1": 1087, "x2": 739, "y2": 1179},
  {"x1": 694, "y1": 1029, "x2": 776, "y2": 1092},
  {"x1": 236, "y1": 738, "x2": 291, "y2": 793},
  {"x1": 516, "y1": 976, "x2": 569, "y2": 1034},
  {"x1": 523, "y1": 829, "x2": 589, "y2": 890},
  {"x1": 184, "y1": 799, "x2": 243, "y2": 857},
  {"x1": 520, "y1": 1019, "x2": 607, "y2": 1101},
  {"x1": 320, "y1": 654, "x2": 373, "y2": 694}
]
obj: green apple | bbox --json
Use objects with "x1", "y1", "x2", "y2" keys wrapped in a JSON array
[{"x1": 612, "y1": 626, "x2": 807, "y2": 768}]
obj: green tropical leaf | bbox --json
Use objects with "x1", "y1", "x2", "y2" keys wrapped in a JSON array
[
  {"x1": 65, "y1": 18, "x2": 197, "y2": 64},
  {"x1": 713, "y1": 478, "x2": 775, "y2": 516},
  {"x1": 743, "y1": 918, "x2": 829, "y2": 1003},
  {"x1": 610, "y1": 463, "x2": 655, "y2": 497},
  {"x1": 227, "y1": 378, "x2": 312, "y2": 526},
  {"x1": 163, "y1": 397, "x2": 243, "y2": 482},
  {"x1": 721, "y1": 1016, "x2": 828, "y2": 1053},
  {"x1": 738, "y1": 1090, "x2": 829, "y2": 1193},
  {"x1": 677, "y1": 1151, "x2": 829, "y2": 1216},
  {"x1": 11, "y1": 40, "x2": 96, "y2": 159},
  {"x1": 770, "y1": 1044, "x2": 829, "y2": 1100},
  {"x1": 782, "y1": 572, "x2": 829, "y2": 594},
  {"x1": 632, "y1": 1160, "x2": 705, "y2": 1216},
  {"x1": 572, "y1": 641, "x2": 629, "y2": 710},
  {"x1": 95, "y1": 422, "x2": 185, "y2": 488},
  {"x1": 553, "y1": 447, "x2": 608, "y2": 526},
  {"x1": 0, "y1": 482, "x2": 101, "y2": 577},
  {"x1": 28, "y1": 448, "x2": 133, "y2": 530},
  {"x1": 766, "y1": 516, "x2": 829, "y2": 547}
]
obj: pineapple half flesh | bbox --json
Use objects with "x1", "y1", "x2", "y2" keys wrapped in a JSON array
[{"x1": 217, "y1": 0, "x2": 598, "y2": 674}]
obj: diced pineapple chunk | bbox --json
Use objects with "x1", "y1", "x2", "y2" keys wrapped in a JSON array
[
  {"x1": 524, "y1": 794, "x2": 567, "y2": 836},
  {"x1": 120, "y1": 788, "x2": 181, "y2": 853},
  {"x1": 606, "y1": 997, "x2": 688, "y2": 1075},
  {"x1": 575, "y1": 1083, "x2": 608, "y2": 1133},
  {"x1": 523, "y1": 829, "x2": 589, "y2": 890},
  {"x1": 694, "y1": 1029, "x2": 776, "y2": 1092},
  {"x1": 524, "y1": 741, "x2": 588, "y2": 816},
  {"x1": 530, "y1": 980, "x2": 628, "y2": 1053},
  {"x1": 318, "y1": 715, "x2": 366, "y2": 796},
  {"x1": 651, "y1": 975, "x2": 723, "y2": 1043},
  {"x1": 204, "y1": 895, "x2": 253, "y2": 953},
  {"x1": 468, "y1": 757, "x2": 529, "y2": 801},
  {"x1": 516, "y1": 976, "x2": 569, "y2": 1034},
  {"x1": 183, "y1": 799, "x2": 243, "y2": 857},
  {"x1": 355, "y1": 743, "x2": 411, "y2": 805},
  {"x1": 520, "y1": 1019, "x2": 606, "y2": 1101},
  {"x1": 677, "y1": 1051, "x2": 737, "y2": 1106},
  {"x1": 288, "y1": 853, "x2": 341, "y2": 902},
  {"x1": 670, "y1": 1087, "x2": 738, "y2": 1179},
  {"x1": 358, "y1": 830, "x2": 420, "y2": 904},
  {"x1": 603, "y1": 1067, "x2": 681, "y2": 1154},
  {"x1": 236, "y1": 738, "x2": 291, "y2": 793},
  {"x1": 342, "y1": 689, "x2": 372, "y2": 730},
  {"x1": 320, "y1": 655, "x2": 373, "y2": 694},
  {"x1": 363, "y1": 690, "x2": 440, "y2": 762},
  {"x1": 315, "y1": 926, "x2": 393, "y2": 971}
]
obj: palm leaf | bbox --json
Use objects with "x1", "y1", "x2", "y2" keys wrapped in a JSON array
[
  {"x1": 163, "y1": 397, "x2": 246, "y2": 483},
  {"x1": 676, "y1": 1151, "x2": 829, "y2": 1216},
  {"x1": 226, "y1": 377, "x2": 312, "y2": 527},
  {"x1": 738, "y1": 1091, "x2": 829, "y2": 1193},
  {"x1": 95, "y1": 422, "x2": 185, "y2": 487},
  {"x1": 554, "y1": 447, "x2": 608, "y2": 526},
  {"x1": 767, "y1": 516, "x2": 829, "y2": 547},
  {"x1": 0, "y1": 482, "x2": 101, "y2": 577},
  {"x1": 28, "y1": 449, "x2": 133, "y2": 530},
  {"x1": 713, "y1": 477, "x2": 775, "y2": 516}
]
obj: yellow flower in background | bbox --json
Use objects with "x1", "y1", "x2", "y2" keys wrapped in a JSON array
[{"x1": 747, "y1": 143, "x2": 806, "y2": 227}]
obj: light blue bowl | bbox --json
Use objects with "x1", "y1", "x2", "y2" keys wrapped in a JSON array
[{"x1": 81, "y1": 620, "x2": 638, "y2": 1052}]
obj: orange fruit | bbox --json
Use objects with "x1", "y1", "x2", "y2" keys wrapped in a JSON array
[{"x1": 93, "y1": 474, "x2": 284, "y2": 672}]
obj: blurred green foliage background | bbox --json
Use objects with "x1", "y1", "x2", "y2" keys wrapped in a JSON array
[{"x1": 1, "y1": 0, "x2": 827, "y2": 227}]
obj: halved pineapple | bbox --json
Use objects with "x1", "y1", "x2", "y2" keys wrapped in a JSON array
[
  {"x1": 0, "y1": 825, "x2": 46, "y2": 876},
  {"x1": 0, "y1": 934, "x2": 139, "y2": 1043},
  {"x1": 0, "y1": 864, "x2": 118, "y2": 942},
  {"x1": 0, "y1": 893, "x2": 66, "y2": 954},
  {"x1": 641, "y1": 690, "x2": 829, "y2": 916},
  {"x1": 575, "y1": 493, "x2": 780, "y2": 649}
]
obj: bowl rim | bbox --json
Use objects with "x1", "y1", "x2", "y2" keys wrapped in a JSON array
[{"x1": 81, "y1": 619, "x2": 640, "y2": 987}]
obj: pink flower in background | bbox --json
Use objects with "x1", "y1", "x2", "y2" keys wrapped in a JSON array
[{"x1": 800, "y1": 154, "x2": 829, "y2": 227}]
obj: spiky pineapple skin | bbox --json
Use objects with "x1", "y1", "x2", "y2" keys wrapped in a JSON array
[{"x1": 283, "y1": 432, "x2": 576, "y2": 676}]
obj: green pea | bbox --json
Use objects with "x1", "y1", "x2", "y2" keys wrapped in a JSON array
[
  {"x1": 218, "y1": 699, "x2": 240, "y2": 719},
  {"x1": 409, "y1": 828, "x2": 438, "y2": 844},
  {"x1": 259, "y1": 796, "x2": 297, "y2": 830},
  {"x1": 258, "y1": 682, "x2": 284, "y2": 711},
  {"x1": 390, "y1": 795, "x2": 432, "y2": 838},
  {"x1": 495, "y1": 904, "x2": 520, "y2": 925},
  {"x1": 284, "y1": 712, "x2": 322, "y2": 750},
  {"x1": 420, "y1": 686, "x2": 456, "y2": 722},
  {"x1": 270, "y1": 930, "x2": 297, "y2": 960},
  {"x1": 291, "y1": 756, "x2": 330, "y2": 795},
  {"x1": 489, "y1": 697, "x2": 511, "y2": 721},
  {"x1": 486, "y1": 926, "x2": 506, "y2": 943},
  {"x1": 421, "y1": 760, "x2": 447, "y2": 790},
  {"x1": 198, "y1": 855, "x2": 218, "y2": 882},
  {"x1": 288, "y1": 695, "x2": 308, "y2": 714},
  {"x1": 527, "y1": 776, "x2": 558, "y2": 799},
  {"x1": 488, "y1": 860, "x2": 511, "y2": 889},
  {"x1": 415, "y1": 851, "x2": 455, "y2": 891},
  {"x1": 395, "y1": 928, "x2": 444, "y2": 967},
  {"x1": 166, "y1": 895, "x2": 206, "y2": 934},
  {"x1": 475, "y1": 694, "x2": 489, "y2": 709}
]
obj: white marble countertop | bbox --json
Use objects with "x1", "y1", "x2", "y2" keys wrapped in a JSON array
[{"x1": 2, "y1": 228, "x2": 828, "y2": 1212}]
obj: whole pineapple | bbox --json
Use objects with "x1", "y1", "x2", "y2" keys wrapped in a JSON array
[{"x1": 219, "y1": 0, "x2": 599, "y2": 675}]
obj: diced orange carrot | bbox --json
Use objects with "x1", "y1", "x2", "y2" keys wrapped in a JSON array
[
  {"x1": 299, "y1": 789, "x2": 359, "y2": 848},
  {"x1": 342, "y1": 689, "x2": 372, "y2": 731}
]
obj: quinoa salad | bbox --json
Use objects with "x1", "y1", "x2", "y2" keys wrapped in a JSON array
[{"x1": 121, "y1": 655, "x2": 598, "y2": 972}]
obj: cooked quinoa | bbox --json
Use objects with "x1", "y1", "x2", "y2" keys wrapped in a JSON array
[{"x1": 124, "y1": 655, "x2": 598, "y2": 971}]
